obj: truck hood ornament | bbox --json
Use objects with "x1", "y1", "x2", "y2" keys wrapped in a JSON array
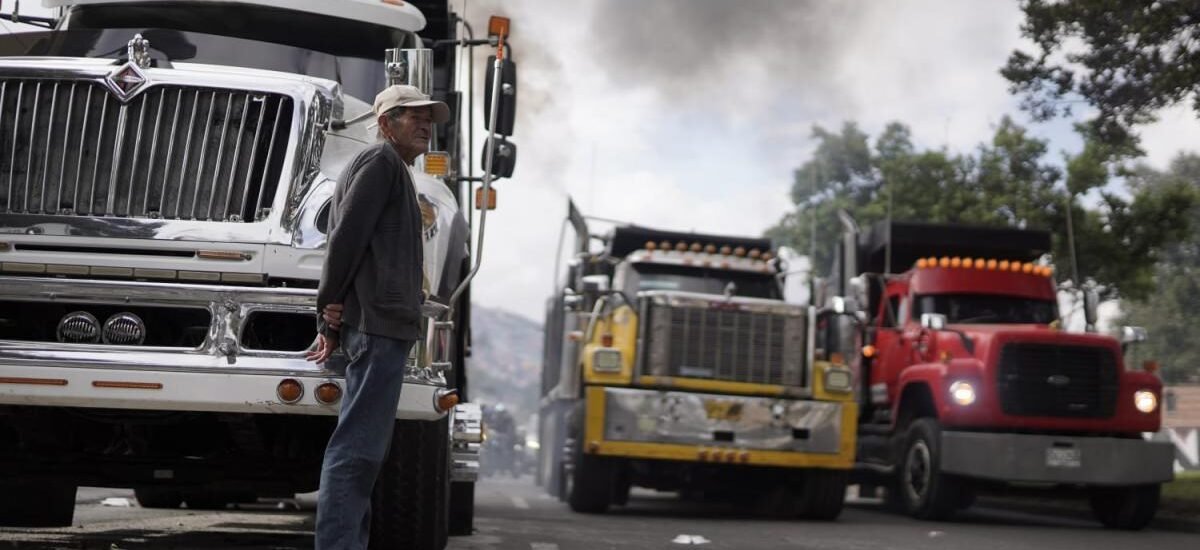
[{"x1": 103, "y1": 34, "x2": 151, "y2": 101}]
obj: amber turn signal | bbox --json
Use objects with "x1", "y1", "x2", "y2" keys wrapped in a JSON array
[
  {"x1": 315, "y1": 382, "x2": 342, "y2": 405},
  {"x1": 277, "y1": 378, "x2": 303, "y2": 404},
  {"x1": 434, "y1": 389, "x2": 460, "y2": 413}
]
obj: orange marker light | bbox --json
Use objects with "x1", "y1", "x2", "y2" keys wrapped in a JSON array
[
  {"x1": 829, "y1": 352, "x2": 845, "y2": 365},
  {"x1": 950, "y1": 257, "x2": 962, "y2": 268},
  {"x1": 973, "y1": 258, "x2": 986, "y2": 269},
  {"x1": 1022, "y1": 263, "x2": 1034, "y2": 274},
  {"x1": 939, "y1": 257, "x2": 950, "y2": 268},
  {"x1": 645, "y1": 241, "x2": 657, "y2": 251},
  {"x1": 488, "y1": 16, "x2": 511, "y2": 39},
  {"x1": 704, "y1": 244, "x2": 717, "y2": 254},
  {"x1": 720, "y1": 245, "x2": 732, "y2": 255},
  {"x1": 315, "y1": 382, "x2": 342, "y2": 405},
  {"x1": 474, "y1": 187, "x2": 497, "y2": 210},
  {"x1": 690, "y1": 242, "x2": 702, "y2": 252},
  {"x1": 675, "y1": 242, "x2": 688, "y2": 252},
  {"x1": 424, "y1": 151, "x2": 450, "y2": 176},
  {"x1": 734, "y1": 246, "x2": 746, "y2": 257},
  {"x1": 1011, "y1": 262, "x2": 1023, "y2": 273},
  {"x1": 916, "y1": 259, "x2": 928, "y2": 269},
  {"x1": 762, "y1": 252, "x2": 774, "y2": 261},
  {"x1": 277, "y1": 379, "x2": 303, "y2": 404},
  {"x1": 986, "y1": 259, "x2": 998, "y2": 270},
  {"x1": 999, "y1": 260, "x2": 1010, "y2": 271},
  {"x1": 601, "y1": 333, "x2": 614, "y2": 347},
  {"x1": 435, "y1": 389, "x2": 460, "y2": 413},
  {"x1": 862, "y1": 345, "x2": 877, "y2": 358},
  {"x1": 749, "y1": 248, "x2": 761, "y2": 259},
  {"x1": 660, "y1": 241, "x2": 671, "y2": 251},
  {"x1": 1143, "y1": 360, "x2": 1161, "y2": 374}
]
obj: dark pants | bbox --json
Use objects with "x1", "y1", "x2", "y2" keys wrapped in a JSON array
[{"x1": 316, "y1": 324, "x2": 413, "y2": 550}]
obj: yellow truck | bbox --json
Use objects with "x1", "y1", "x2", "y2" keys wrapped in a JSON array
[{"x1": 536, "y1": 202, "x2": 858, "y2": 518}]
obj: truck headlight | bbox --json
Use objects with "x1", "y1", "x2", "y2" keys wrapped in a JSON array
[
  {"x1": 949, "y1": 381, "x2": 976, "y2": 406},
  {"x1": 823, "y1": 367, "x2": 853, "y2": 393},
  {"x1": 1134, "y1": 390, "x2": 1158, "y2": 413},
  {"x1": 593, "y1": 349, "x2": 622, "y2": 373}
]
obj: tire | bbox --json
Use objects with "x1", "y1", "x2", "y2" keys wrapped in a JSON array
[
  {"x1": 567, "y1": 453, "x2": 613, "y2": 514},
  {"x1": 799, "y1": 469, "x2": 848, "y2": 520},
  {"x1": 898, "y1": 418, "x2": 962, "y2": 521},
  {"x1": 448, "y1": 481, "x2": 475, "y2": 536},
  {"x1": 0, "y1": 480, "x2": 75, "y2": 527},
  {"x1": 369, "y1": 418, "x2": 450, "y2": 550},
  {"x1": 1088, "y1": 484, "x2": 1160, "y2": 530},
  {"x1": 134, "y1": 487, "x2": 183, "y2": 509}
]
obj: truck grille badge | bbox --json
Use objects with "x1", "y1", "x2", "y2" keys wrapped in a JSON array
[
  {"x1": 102, "y1": 313, "x2": 146, "y2": 345},
  {"x1": 56, "y1": 312, "x2": 101, "y2": 343}
]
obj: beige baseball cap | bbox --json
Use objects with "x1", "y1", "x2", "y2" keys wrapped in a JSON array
[{"x1": 373, "y1": 84, "x2": 451, "y2": 123}]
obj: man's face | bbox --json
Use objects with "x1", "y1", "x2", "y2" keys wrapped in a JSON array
[{"x1": 382, "y1": 106, "x2": 434, "y2": 162}]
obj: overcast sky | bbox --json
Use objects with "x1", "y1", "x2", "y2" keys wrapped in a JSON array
[
  {"x1": 6, "y1": 2, "x2": 1198, "y2": 323},
  {"x1": 460, "y1": 0, "x2": 1200, "y2": 321}
]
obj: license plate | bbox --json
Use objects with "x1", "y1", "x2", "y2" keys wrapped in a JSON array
[{"x1": 1045, "y1": 447, "x2": 1082, "y2": 468}]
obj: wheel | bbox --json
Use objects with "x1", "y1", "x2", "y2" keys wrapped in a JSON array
[
  {"x1": 369, "y1": 418, "x2": 450, "y2": 550},
  {"x1": 0, "y1": 479, "x2": 75, "y2": 527},
  {"x1": 134, "y1": 487, "x2": 183, "y2": 509},
  {"x1": 448, "y1": 481, "x2": 475, "y2": 536},
  {"x1": 898, "y1": 418, "x2": 963, "y2": 520},
  {"x1": 567, "y1": 453, "x2": 614, "y2": 513},
  {"x1": 1088, "y1": 484, "x2": 1160, "y2": 530},
  {"x1": 799, "y1": 469, "x2": 848, "y2": 520}
]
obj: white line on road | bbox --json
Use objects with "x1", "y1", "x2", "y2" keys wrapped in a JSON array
[
  {"x1": 530, "y1": 544, "x2": 558, "y2": 550},
  {"x1": 511, "y1": 496, "x2": 530, "y2": 509}
]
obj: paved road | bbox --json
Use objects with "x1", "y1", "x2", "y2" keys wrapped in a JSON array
[{"x1": 0, "y1": 480, "x2": 1196, "y2": 549}]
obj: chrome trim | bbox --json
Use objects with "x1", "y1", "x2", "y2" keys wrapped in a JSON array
[
  {"x1": 0, "y1": 276, "x2": 441, "y2": 385},
  {"x1": 0, "y1": 58, "x2": 336, "y2": 246},
  {"x1": 601, "y1": 386, "x2": 843, "y2": 453}
]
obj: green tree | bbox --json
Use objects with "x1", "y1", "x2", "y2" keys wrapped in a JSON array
[
  {"x1": 767, "y1": 118, "x2": 1194, "y2": 300},
  {"x1": 1003, "y1": 1, "x2": 1200, "y2": 151},
  {"x1": 1120, "y1": 154, "x2": 1200, "y2": 383}
]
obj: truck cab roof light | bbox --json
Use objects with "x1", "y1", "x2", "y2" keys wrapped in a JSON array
[
  {"x1": 660, "y1": 241, "x2": 671, "y2": 251},
  {"x1": 734, "y1": 247, "x2": 746, "y2": 257},
  {"x1": 704, "y1": 244, "x2": 717, "y2": 254},
  {"x1": 689, "y1": 242, "x2": 702, "y2": 252},
  {"x1": 674, "y1": 242, "x2": 687, "y2": 252},
  {"x1": 720, "y1": 245, "x2": 732, "y2": 255},
  {"x1": 645, "y1": 241, "x2": 657, "y2": 251}
]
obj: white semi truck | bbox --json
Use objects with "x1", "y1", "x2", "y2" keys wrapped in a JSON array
[{"x1": 0, "y1": 2, "x2": 516, "y2": 548}]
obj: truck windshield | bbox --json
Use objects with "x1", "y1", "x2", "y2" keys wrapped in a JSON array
[
  {"x1": 630, "y1": 263, "x2": 780, "y2": 299},
  {"x1": 913, "y1": 293, "x2": 1058, "y2": 324}
]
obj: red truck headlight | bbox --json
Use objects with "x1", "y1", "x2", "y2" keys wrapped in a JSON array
[{"x1": 1134, "y1": 390, "x2": 1158, "y2": 413}]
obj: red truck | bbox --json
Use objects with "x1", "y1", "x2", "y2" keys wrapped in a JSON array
[{"x1": 831, "y1": 219, "x2": 1175, "y2": 529}]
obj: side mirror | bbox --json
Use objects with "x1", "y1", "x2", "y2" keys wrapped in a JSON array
[
  {"x1": 482, "y1": 137, "x2": 516, "y2": 179},
  {"x1": 580, "y1": 274, "x2": 609, "y2": 295},
  {"x1": 484, "y1": 56, "x2": 517, "y2": 136},
  {"x1": 1083, "y1": 288, "x2": 1099, "y2": 328},
  {"x1": 920, "y1": 313, "x2": 947, "y2": 331},
  {"x1": 1121, "y1": 326, "x2": 1147, "y2": 345}
]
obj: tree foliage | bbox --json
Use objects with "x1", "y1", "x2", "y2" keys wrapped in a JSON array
[
  {"x1": 766, "y1": 118, "x2": 1195, "y2": 300},
  {"x1": 1003, "y1": 0, "x2": 1200, "y2": 150},
  {"x1": 1120, "y1": 155, "x2": 1200, "y2": 383}
]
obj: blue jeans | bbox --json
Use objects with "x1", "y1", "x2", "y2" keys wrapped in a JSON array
[{"x1": 316, "y1": 324, "x2": 413, "y2": 550}]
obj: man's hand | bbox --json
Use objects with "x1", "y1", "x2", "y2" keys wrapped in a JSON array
[
  {"x1": 323, "y1": 303, "x2": 344, "y2": 331},
  {"x1": 306, "y1": 333, "x2": 340, "y2": 363}
]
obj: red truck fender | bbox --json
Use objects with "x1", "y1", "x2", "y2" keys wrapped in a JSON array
[{"x1": 891, "y1": 358, "x2": 985, "y2": 429}]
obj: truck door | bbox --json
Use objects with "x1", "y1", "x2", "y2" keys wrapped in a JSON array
[{"x1": 869, "y1": 286, "x2": 911, "y2": 410}]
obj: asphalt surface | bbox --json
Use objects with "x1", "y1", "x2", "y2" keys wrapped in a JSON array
[{"x1": 0, "y1": 479, "x2": 1196, "y2": 549}]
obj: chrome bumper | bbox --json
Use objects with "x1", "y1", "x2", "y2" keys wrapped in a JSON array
[
  {"x1": 940, "y1": 431, "x2": 1176, "y2": 486},
  {"x1": 0, "y1": 276, "x2": 445, "y2": 420},
  {"x1": 451, "y1": 402, "x2": 482, "y2": 482},
  {"x1": 601, "y1": 386, "x2": 844, "y2": 454}
]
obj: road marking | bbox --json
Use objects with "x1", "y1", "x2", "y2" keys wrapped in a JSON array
[
  {"x1": 672, "y1": 534, "x2": 711, "y2": 545},
  {"x1": 511, "y1": 496, "x2": 530, "y2": 509},
  {"x1": 530, "y1": 544, "x2": 558, "y2": 550}
]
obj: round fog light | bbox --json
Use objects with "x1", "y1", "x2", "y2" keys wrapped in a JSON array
[
  {"x1": 57, "y1": 311, "x2": 100, "y2": 343},
  {"x1": 276, "y1": 378, "x2": 304, "y2": 404},
  {"x1": 1134, "y1": 390, "x2": 1158, "y2": 413},
  {"x1": 950, "y1": 381, "x2": 976, "y2": 406},
  {"x1": 315, "y1": 382, "x2": 342, "y2": 405}
]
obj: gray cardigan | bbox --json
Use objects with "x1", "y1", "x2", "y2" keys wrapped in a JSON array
[{"x1": 316, "y1": 142, "x2": 425, "y2": 341}]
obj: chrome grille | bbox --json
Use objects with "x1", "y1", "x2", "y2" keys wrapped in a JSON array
[
  {"x1": 644, "y1": 296, "x2": 807, "y2": 386},
  {"x1": 0, "y1": 79, "x2": 293, "y2": 222},
  {"x1": 997, "y1": 342, "x2": 1119, "y2": 418}
]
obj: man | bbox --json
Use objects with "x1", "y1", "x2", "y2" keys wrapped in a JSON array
[{"x1": 306, "y1": 84, "x2": 450, "y2": 550}]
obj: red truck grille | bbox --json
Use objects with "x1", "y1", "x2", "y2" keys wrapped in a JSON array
[{"x1": 996, "y1": 342, "x2": 1118, "y2": 418}]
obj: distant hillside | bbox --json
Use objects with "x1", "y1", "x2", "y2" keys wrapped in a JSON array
[{"x1": 466, "y1": 305, "x2": 543, "y2": 429}]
